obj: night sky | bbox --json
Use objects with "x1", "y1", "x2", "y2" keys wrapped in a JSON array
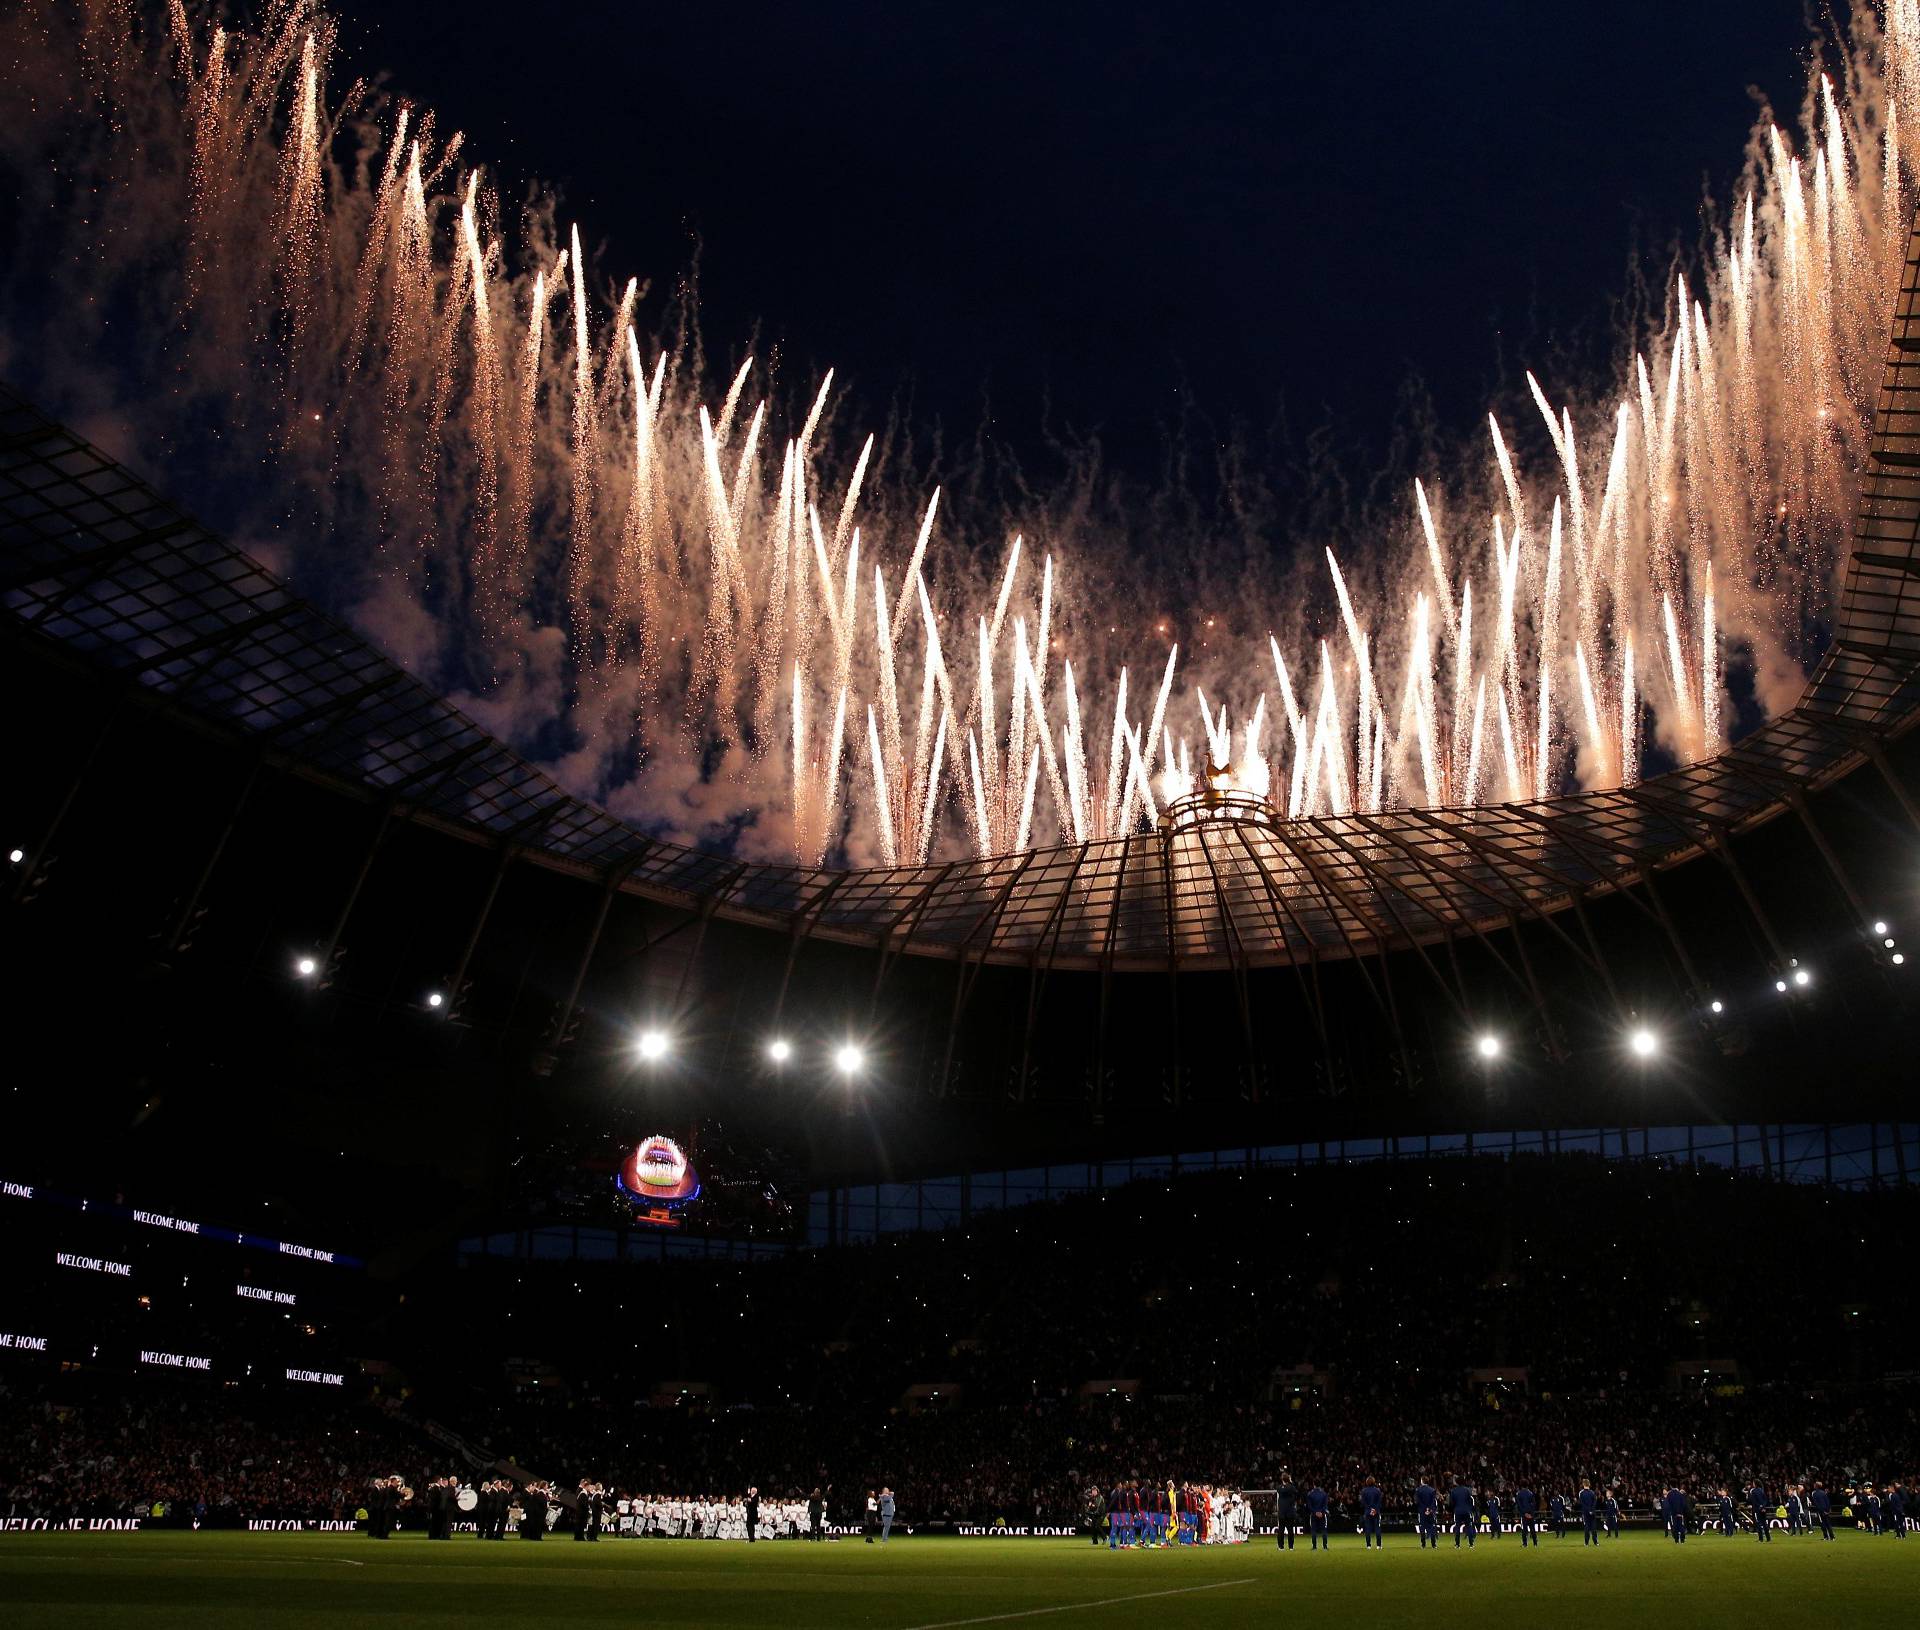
[{"x1": 344, "y1": 0, "x2": 1817, "y2": 482}]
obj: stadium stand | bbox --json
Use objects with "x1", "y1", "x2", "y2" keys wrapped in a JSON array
[{"x1": 10, "y1": 1156, "x2": 1906, "y2": 1529}]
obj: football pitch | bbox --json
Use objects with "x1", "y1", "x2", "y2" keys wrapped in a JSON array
[{"x1": 0, "y1": 1530, "x2": 1914, "y2": 1629}]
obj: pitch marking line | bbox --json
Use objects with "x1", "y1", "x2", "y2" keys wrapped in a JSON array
[
  {"x1": 253, "y1": 1554, "x2": 367, "y2": 1567},
  {"x1": 898, "y1": 1577, "x2": 1255, "y2": 1629}
]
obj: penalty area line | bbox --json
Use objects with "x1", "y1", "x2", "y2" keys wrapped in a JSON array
[{"x1": 897, "y1": 1577, "x2": 1255, "y2": 1629}]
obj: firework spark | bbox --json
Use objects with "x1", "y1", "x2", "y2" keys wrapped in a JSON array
[{"x1": 0, "y1": 0, "x2": 1904, "y2": 867}]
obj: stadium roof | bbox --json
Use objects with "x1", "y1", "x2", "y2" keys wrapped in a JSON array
[{"x1": 6, "y1": 234, "x2": 1920, "y2": 976}]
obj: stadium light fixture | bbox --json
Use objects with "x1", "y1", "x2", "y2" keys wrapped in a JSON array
[
  {"x1": 636, "y1": 1029, "x2": 670, "y2": 1062},
  {"x1": 425, "y1": 991, "x2": 445, "y2": 1010},
  {"x1": 1628, "y1": 1027, "x2": 1658, "y2": 1059},
  {"x1": 1792, "y1": 968, "x2": 1811, "y2": 987},
  {"x1": 6, "y1": 847, "x2": 22, "y2": 865},
  {"x1": 1474, "y1": 1034, "x2": 1501, "y2": 1060},
  {"x1": 1708, "y1": 999, "x2": 1724, "y2": 1014},
  {"x1": 1775, "y1": 979, "x2": 1788, "y2": 993},
  {"x1": 1895, "y1": 952, "x2": 1907, "y2": 966},
  {"x1": 1884, "y1": 938, "x2": 1896, "y2": 949},
  {"x1": 766, "y1": 1038, "x2": 792, "y2": 1064},
  {"x1": 834, "y1": 1042, "x2": 866, "y2": 1076},
  {"x1": 294, "y1": 955, "x2": 317, "y2": 978},
  {"x1": 1873, "y1": 920, "x2": 1889, "y2": 937}
]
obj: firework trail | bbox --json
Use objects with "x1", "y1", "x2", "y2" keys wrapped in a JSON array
[{"x1": 0, "y1": 0, "x2": 1908, "y2": 866}]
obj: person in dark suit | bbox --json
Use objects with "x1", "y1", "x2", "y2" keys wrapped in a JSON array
[
  {"x1": 1274, "y1": 1478, "x2": 1299, "y2": 1550},
  {"x1": 807, "y1": 1487, "x2": 825, "y2": 1541},
  {"x1": 1360, "y1": 1478, "x2": 1384, "y2": 1549},
  {"x1": 1578, "y1": 1483, "x2": 1599, "y2": 1546},
  {"x1": 522, "y1": 1482, "x2": 548, "y2": 1539},
  {"x1": 1414, "y1": 1479, "x2": 1439, "y2": 1549},
  {"x1": 1484, "y1": 1491, "x2": 1502, "y2": 1540},
  {"x1": 365, "y1": 1477, "x2": 391, "y2": 1540},
  {"x1": 1448, "y1": 1479, "x2": 1475, "y2": 1548},
  {"x1": 745, "y1": 1486, "x2": 761, "y2": 1544},
  {"x1": 1305, "y1": 1483, "x2": 1330, "y2": 1550},
  {"x1": 1888, "y1": 1483, "x2": 1908, "y2": 1537},
  {"x1": 1749, "y1": 1483, "x2": 1772, "y2": 1542},
  {"x1": 1666, "y1": 1485, "x2": 1688, "y2": 1543},
  {"x1": 1514, "y1": 1484, "x2": 1538, "y2": 1547},
  {"x1": 572, "y1": 1481, "x2": 592, "y2": 1541}
]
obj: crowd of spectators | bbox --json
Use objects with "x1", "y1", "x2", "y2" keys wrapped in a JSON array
[
  {"x1": 394, "y1": 1153, "x2": 1918, "y2": 1523},
  {"x1": 3, "y1": 1154, "x2": 1914, "y2": 1527},
  {"x1": 0, "y1": 1374, "x2": 429, "y2": 1525}
]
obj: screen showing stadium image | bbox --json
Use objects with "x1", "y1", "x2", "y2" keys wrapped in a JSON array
[{"x1": 616, "y1": 1136, "x2": 701, "y2": 1223}]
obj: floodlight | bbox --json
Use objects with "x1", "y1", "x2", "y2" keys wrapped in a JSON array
[
  {"x1": 1628, "y1": 1028, "x2": 1657, "y2": 1058},
  {"x1": 1475, "y1": 1034, "x2": 1501, "y2": 1060},
  {"x1": 295, "y1": 955, "x2": 317, "y2": 978},
  {"x1": 636, "y1": 1029, "x2": 670, "y2": 1062},
  {"x1": 766, "y1": 1038, "x2": 792, "y2": 1064},
  {"x1": 1709, "y1": 1000, "x2": 1723, "y2": 1014},
  {"x1": 834, "y1": 1043, "x2": 865, "y2": 1075},
  {"x1": 426, "y1": 991, "x2": 444, "y2": 1010}
]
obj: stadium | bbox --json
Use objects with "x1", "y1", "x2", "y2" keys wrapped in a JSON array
[{"x1": 2, "y1": 1, "x2": 1918, "y2": 1626}]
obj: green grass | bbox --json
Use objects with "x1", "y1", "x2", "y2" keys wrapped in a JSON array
[{"x1": 0, "y1": 1529, "x2": 1914, "y2": 1629}]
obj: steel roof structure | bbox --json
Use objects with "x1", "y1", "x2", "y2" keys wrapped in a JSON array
[{"x1": 7, "y1": 228, "x2": 1920, "y2": 976}]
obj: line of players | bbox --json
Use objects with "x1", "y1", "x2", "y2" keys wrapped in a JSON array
[
  {"x1": 1097, "y1": 1482, "x2": 1254, "y2": 1546},
  {"x1": 374, "y1": 1477, "x2": 827, "y2": 1541},
  {"x1": 1659, "y1": 1481, "x2": 1909, "y2": 1543},
  {"x1": 1264, "y1": 1476, "x2": 1911, "y2": 1548},
  {"x1": 613, "y1": 1491, "x2": 812, "y2": 1540}
]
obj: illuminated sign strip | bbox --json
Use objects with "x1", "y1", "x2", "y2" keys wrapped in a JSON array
[
  {"x1": 236, "y1": 1285, "x2": 296, "y2": 1306},
  {"x1": 139, "y1": 1350, "x2": 212, "y2": 1371},
  {"x1": 1, "y1": 1178, "x2": 360, "y2": 1268},
  {"x1": 55, "y1": 1252, "x2": 132, "y2": 1277},
  {"x1": 3, "y1": 1330, "x2": 356, "y2": 1386}
]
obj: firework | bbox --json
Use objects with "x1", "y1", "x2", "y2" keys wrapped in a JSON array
[{"x1": 0, "y1": 0, "x2": 1905, "y2": 866}]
